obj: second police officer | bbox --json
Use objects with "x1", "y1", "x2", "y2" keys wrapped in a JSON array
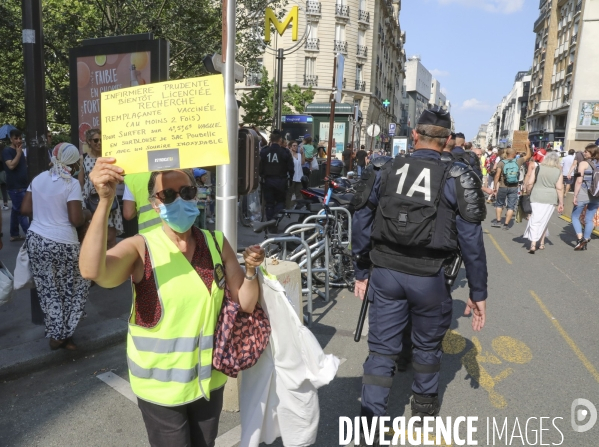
[
  {"x1": 351, "y1": 107, "x2": 488, "y2": 445},
  {"x1": 260, "y1": 130, "x2": 295, "y2": 221}
]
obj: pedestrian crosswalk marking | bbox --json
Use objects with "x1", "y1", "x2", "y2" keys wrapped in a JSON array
[{"x1": 97, "y1": 371, "x2": 137, "y2": 404}]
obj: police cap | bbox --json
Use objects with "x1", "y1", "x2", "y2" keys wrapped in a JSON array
[{"x1": 417, "y1": 106, "x2": 452, "y2": 130}]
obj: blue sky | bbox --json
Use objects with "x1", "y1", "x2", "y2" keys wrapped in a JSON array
[{"x1": 401, "y1": 0, "x2": 539, "y2": 141}]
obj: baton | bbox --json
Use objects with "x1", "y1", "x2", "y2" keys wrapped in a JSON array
[{"x1": 354, "y1": 275, "x2": 371, "y2": 342}]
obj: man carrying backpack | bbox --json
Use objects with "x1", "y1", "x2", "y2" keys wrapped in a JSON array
[{"x1": 492, "y1": 143, "x2": 532, "y2": 229}]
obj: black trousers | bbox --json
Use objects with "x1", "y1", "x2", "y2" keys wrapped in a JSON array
[
  {"x1": 137, "y1": 387, "x2": 224, "y2": 447},
  {"x1": 263, "y1": 177, "x2": 288, "y2": 221}
]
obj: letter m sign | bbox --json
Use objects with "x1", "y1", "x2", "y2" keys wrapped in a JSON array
[{"x1": 265, "y1": 6, "x2": 299, "y2": 43}]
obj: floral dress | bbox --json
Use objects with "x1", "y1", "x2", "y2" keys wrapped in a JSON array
[{"x1": 82, "y1": 155, "x2": 124, "y2": 235}]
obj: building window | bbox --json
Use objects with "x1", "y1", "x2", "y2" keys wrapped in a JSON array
[
  {"x1": 335, "y1": 23, "x2": 345, "y2": 41},
  {"x1": 308, "y1": 22, "x2": 318, "y2": 39},
  {"x1": 305, "y1": 57, "x2": 316, "y2": 76}
]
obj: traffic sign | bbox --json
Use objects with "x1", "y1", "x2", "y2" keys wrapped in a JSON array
[
  {"x1": 389, "y1": 123, "x2": 397, "y2": 137},
  {"x1": 202, "y1": 54, "x2": 245, "y2": 83},
  {"x1": 367, "y1": 124, "x2": 381, "y2": 137}
]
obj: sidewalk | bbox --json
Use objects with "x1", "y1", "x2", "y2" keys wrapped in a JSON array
[{"x1": 0, "y1": 207, "x2": 273, "y2": 381}]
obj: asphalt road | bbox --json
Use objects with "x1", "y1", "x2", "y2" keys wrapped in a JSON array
[{"x1": 1, "y1": 206, "x2": 598, "y2": 446}]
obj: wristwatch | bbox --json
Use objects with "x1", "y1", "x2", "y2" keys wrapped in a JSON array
[{"x1": 244, "y1": 269, "x2": 258, "y2": 281}]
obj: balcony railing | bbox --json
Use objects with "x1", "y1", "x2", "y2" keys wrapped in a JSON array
[
  {"x1": 355, "y1": 80, "x2": 366, "y2": 91},
  {"x1": 567, "y1": 64, "x2": 573, "y2": 75},
  {"x1": 334, "y1": 40, "x2": 348, "y2": 54},
  {"x1": 335, "y1": 4, "x2": 350, "y2": 19},
  {"x1": 245, "y1": 73, "x2": 262, "y2": 86},
  {"x1": 534, "y1": 11, "x2": 547, "y2": 32},
  {"x1": 571, "y1": 34, "x2": 578, "y2": 45},
  {"x1": 305, "y1": 38, "x2": 320, "y2": 51},
  {"x1": 303, "y1": 75, "x2": 318, "y2": 87},
  {"x1": 306, "y1": 0, "x2": 321, "y2": 15},
  {"x1": 358, "y1": 10, "x2": 370, "y2": 24},
  {"x1": 356, "y1": 45, "x2": 368, "y2": 58}
]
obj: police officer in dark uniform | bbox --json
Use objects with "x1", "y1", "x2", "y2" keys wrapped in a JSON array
[
  {"x1": 260, "y1": 130, "x2": 294, "y2": 220},
  {"x1": 351, "y1": 107, "x2": 488, "y2": 445}
]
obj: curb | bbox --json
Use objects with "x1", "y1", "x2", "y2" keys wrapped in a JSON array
[{"x1": 0, "y1": 315, "x2": 128, "y2": 381}]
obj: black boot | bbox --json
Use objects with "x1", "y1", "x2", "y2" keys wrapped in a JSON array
[
  {"x1": 411, "y1": 393, "x2": 440, "y2": 427},
  {"x1": 355, "y1": 434, "x2": 380, "y2": 447},
  {"x1": 355, "y1": 416, "x2": 381, "y2": 446},
  {"x1": 574, "y1": 238, "x2": 588, "y2": 251}
]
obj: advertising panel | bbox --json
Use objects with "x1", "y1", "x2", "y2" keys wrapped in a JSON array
[
  {"x1": 76, "y1": 52, "x2": 152, "y2": 154},
  {"x1": 319, "y1": 122, "x2": 346, "y2": 158},
  {"x1": 392, "y1": 137, "x2": 408, "y2": 156}
]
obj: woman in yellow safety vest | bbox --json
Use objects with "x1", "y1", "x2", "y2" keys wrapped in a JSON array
[{"x1": 79, "y1": 157, "x2": 265, "y2": 447}]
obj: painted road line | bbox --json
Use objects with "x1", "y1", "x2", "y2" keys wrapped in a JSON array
[
  {"x1": 559, "y1": 214, "x2": 599, "y2": 236},
  {"x1": 215, "y1": 425, "x2": 242, "y2": 447},
  {"x1": 97, "y1": 371, "x2": 138, "y2": 404},
  {"x1": 530, "y1": 290, "x2": 599, "y2": 384},
  {"x1": 483, "y1": 230, "x2": 512, "y2": 265}
]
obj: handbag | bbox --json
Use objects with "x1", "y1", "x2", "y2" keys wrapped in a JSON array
[
  {"x1": 520, "y1": 195, "x2": 532, "y2": 215},
  {"x1": 14, "y1": 244, "x2": 34, "y2": 290},
  {"x1": 0, "y1": 261, "x2": 14, "y2": 307},
  {"x1": 311, "y1": 157, "x2": 319, "y2": 171},
  {"x1": 86, "y1": 191, "x2": 118, "y2": 214},
  {"x1": 208, "y1": 231, "x2": 271, "y2": 378}
]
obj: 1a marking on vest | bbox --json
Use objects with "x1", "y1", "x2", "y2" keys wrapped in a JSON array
[{"x1": 97, "y1": 371, "x2": 138, "y2": 404}]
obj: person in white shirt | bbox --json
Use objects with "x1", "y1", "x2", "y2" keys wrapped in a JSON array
[
  {"x1": 20, "y1": 143, "x2": 92, "y2": 351},
  {"x1": 560, "y1": 149, "x2": 575, "y2": 194},
  {"x1": 286, "y1": 141, "x2": 305, "y2": 209}
]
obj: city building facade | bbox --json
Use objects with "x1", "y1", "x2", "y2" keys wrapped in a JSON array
[
  {"x1": 236, "y1": 0, "x2": 406, "y2": 150},
  {"x1": 527, "y1": 0, "x2": 587, "y2": 149},
  {"x1": 399, "y1": 55, "x2": 433, "y2": 141}
]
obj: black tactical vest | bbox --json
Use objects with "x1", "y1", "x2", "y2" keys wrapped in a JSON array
[
  {"x1": 262, "y1": 145, "x2": 288, "y2": 177},
  {"x1": 370, "y1": 155, "x2": 459, "y2": 276}
]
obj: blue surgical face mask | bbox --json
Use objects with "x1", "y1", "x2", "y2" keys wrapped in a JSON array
[{"x1": 158, "y1": 197, "x2": 199, "y2": 233}]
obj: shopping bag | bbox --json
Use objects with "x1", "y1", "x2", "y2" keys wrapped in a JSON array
[
  {"x1": 311, "y1": 157, "x2": 318, "y2": 171},
  {"x1": 14, "y1": 244, "x2": 35, "y2": 290},
  {"x1": 0, "y1": 261, "x2": 14, "y2": 307}
]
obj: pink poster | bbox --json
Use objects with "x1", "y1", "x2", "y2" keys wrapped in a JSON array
[{"x1": 76, "y1": 51, "x2": 151, "y2": 153}]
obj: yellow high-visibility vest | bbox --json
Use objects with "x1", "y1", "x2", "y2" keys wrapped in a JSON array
[
  {"x1": 124, "y1": 173, "x2": 162, "y2": 234},
  {"x1": 127, "y1": 227, "x2": 227, "y2": 406}
]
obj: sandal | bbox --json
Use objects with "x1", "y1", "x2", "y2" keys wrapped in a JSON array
[
  {"x1": 10, "y1": 236, "x2": 25, "y2": 242},
  {"x1": 49, "y1": 339, "x2": 65, "y2": 350},
  {"x1": 64, "y1": 337, "x2": 77, "y2": 351},
  {"x1": 539, "y1": 244, "x2": 545, "y2": 250}
]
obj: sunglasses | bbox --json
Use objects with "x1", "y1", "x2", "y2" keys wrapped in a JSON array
[
  {"x1": 91, "y1": 138, "x2": 101, "y2": 143},
  {"x1": 153, "y1": 185, "x2": 198, "y2": 204}
]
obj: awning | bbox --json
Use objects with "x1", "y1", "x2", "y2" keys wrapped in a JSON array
[{"x1": 305, "y1": 103, "x2": 363, "y2": 117}]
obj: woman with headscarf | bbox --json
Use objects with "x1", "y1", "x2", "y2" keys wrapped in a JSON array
[{"x1": 21, "y1": 143, "x2": 92, "y2": 350}]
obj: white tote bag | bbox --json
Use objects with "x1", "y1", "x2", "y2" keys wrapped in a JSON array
[
  {"x1": 14, "y1": 244, "x2": 35, "y2": 290},
  {"x1": 0, "y1": 261, "x2": 14, "y2": 306},
  {"x1": 311, "y1": 157, "x2": 319, "y2": 171}
]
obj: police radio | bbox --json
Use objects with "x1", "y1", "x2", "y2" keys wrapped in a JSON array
[{"x1": 444, "y1": 252, "x2": 463, "y2": 287}]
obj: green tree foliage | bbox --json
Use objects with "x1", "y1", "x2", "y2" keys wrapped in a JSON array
[
  {"x1": 239, "y1": 68, "x2": 274, "y2": 129},
  {"x1": 283, "y1": 84, "x2": 314, "y2": 115},
  {"x1": 0, "y1": 0, "x2": 285, "y2": 132},
  {"x1": 240, "y1": 69, "x2": 316, "y2": 129}
]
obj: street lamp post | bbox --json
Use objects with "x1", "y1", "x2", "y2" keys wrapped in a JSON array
[{"x1": 22, "y1": 0, "x2": 49, "y2": 325}]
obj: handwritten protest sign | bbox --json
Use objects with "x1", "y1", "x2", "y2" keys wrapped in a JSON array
[
  {"x1": 512, "y1": 131, "x2": 529, "y2": 151},
  {"x1": 101, "y1": 75, "x2": 229, "y2": 174}
]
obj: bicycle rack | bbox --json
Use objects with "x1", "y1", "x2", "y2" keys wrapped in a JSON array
[
  {"x1": 290, "y1": 219, "x2": 331, "y2": 303},
  {"x1": 318, "y1": 207, "x2": 352, "y2": 248},
  {"x1": 260, "y1": 237, "x2": 314, "y2": 327}
]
